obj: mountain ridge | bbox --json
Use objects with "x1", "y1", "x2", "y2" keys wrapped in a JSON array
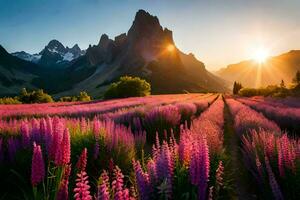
[
  {"x1": 1, "y1": 9, "x2": 229, "y2": 98},
  {"x1": 12, "y1": 40, "x2": 85, "y2": 68},
  {"x1": 216, "y1": 50, "x2": 300, "y2": 88}
]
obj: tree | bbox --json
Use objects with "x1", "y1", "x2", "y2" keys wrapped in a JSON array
[
  {"x1": 77, "y1": 91, "x2": 91, "y2": 102},
  {"x1": 18, "y1": 88, "x2": 53, "y2": 103},
  {"x1": 280, "y1": 79, "x2": 285, "y2": 88},
  {"x1": 233, "y1": 81, "x2": 243, "y2": 94},
  {"x1": 293, "y1": 70, "x2": 300, "y2": 85},
  {"x1": 104, "y1": 76, "x2": 151, "y2": 99}
]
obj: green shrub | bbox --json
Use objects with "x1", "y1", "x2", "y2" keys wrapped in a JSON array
[
  {"x1": 77, "y1": 91, "x2": 91, "y2": 102},
  {"x1": 59, "y1": 96, "x2": 77, "y2": 102},
  {"x1": 60, "y1": 91, "x2": 92, "y2": 102},
  {"x1": 0, "y1": 97, "x2": 21, "y2": 104},
  {"x1": 18, "y1": 88, "x2": 53, "y2": 103},
  {"x1": 238, "y1": 88, "x2": 259, "y2": 97},
  {"x1": 104, "y1": 76, "x2": 151, "y2": 99}
]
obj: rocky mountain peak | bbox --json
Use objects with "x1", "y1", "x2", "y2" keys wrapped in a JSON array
[
  {"x1": 71, "y1": 44, "x2": 81, "y2": 51},
  {"x1": 128, "y1": 9, "x2": 163, "y2": 40},
  {"x1": 45, "y1": 39, "x2": 66, "y2": 53},
  {"x1": 98, "y1": 34, "x2": 113, "y2": 49}
]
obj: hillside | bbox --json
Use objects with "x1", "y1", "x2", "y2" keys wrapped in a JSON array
[{"x1": 217, "y1": 50, "x2": 300, "y2": 87}]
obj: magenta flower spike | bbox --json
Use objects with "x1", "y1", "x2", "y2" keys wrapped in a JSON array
[
  {"x1": 20, "y1": 122, "x2": 30, "y2": 148},
  {"x1": 76, "y1": 148, "x2": 88, "y2": 171},
  {"x1": 133, "y1": 160, "x2": 151, "y2": 200},
  {"x1": 31, "y1": 143, "x2": 45, "y2": 186},
  {"x1": 189, "y1": 137, "x2": 210, "y2": 200},
  {"x1": 55, "y1": 128, "x2": 71, "y2": 166},
  {"x1": 265, "y1": 156, "x2": 284, "y2": 200},
  {"x1": 74, "y1": 171, "x2": 92, "y2": 200},
  {"x1": 97, "y1": 170, "x2": 110, "y2": 200}
]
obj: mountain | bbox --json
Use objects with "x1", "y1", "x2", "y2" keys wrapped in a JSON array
[
  {"x1": 12, "y1": 40, "x2": 85, "y2": 68},
  {"x1": 1, "y1": 10, "x2": 228, "y2": 98},
  {"x1": 216, "y1": 50, "x2": 300, "y2": 88},
  {"x1": 0, "y1": 45, "x2": 43, "y2": 96},
  {"x1": 11, "y1": 51, "x2": 41, "y2": 63},
  {"x1": 56, "y1": 10, "x2": 228, "y2": 97}
]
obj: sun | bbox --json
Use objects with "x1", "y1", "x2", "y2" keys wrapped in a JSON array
[
  {"x1": 166, "y1": 44, "x2": 175, "y2": 52},
  {"x1": 253, "y1": 47, "x2": 269, "y2": 64}
]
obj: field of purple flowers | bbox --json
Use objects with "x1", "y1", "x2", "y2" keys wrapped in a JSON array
[{"x1": 0, "y1": 94, "x2": 299, "y2": 200}]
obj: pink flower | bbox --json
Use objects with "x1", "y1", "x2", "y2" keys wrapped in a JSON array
[
  {"x1": 97, "y1": 171, "x2": 110, "y2": 200},
  {"x1": 31, "y1": 143, "x2": 45, "y2": 186},
  {"x1": 55, "y1": 128, "x2": 71, "y2": 166},
  {"x1": 215, "y1": 161, "x2": 224, "y2": 187},
  {"x1": 74, "y1": 171, "x2": 92, "y2": 200},
  {"x1": 76, "y1": 148, "x2": 87, "y2": 171},
  {"x1": 49, "y1": 117, "x2": 64, "y2": 161},
  {"x1": 112, "y1": 166, "x2": 124, "y2": 200}
]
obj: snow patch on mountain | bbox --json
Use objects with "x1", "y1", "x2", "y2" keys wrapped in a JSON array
[{"x1": 63, "y1": 52, "x2": 74, "y2": 61}]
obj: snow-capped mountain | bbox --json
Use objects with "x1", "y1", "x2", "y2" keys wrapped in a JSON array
[{"x1": 12, "y1": 40, "x2": 85, "y2": 67}]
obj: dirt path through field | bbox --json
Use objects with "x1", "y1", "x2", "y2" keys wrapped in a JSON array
[{"x1": 223, "y1": 98, "x2": 257, "y2": 200}]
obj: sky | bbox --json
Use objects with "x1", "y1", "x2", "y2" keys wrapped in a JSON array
[{"x1": 1, "y1": 0, "x2": 300, "y2": 70}]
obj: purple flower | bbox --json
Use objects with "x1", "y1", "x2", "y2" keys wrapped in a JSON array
[
  {"x1": 31, "y1": 143, "x2": 45, "y2": 186},
  {"x1": 20, "y1": 122, "x2": 30, "y2": 148},
  {"x1": 133, "y1": 160, "x2": 151, "y2": 200},
  {"x1": 189, "y1": 137, "x2": 210, "y2": 200},
  {"x1": 112, "y1": 166, "x2": 124, "y2": 200},
  {"x1": 265, "y1": 156, "x2": 284, "y2": 200}
]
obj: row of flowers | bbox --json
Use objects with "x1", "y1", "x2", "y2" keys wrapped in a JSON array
[
  {"x1": 226, "y1": 98, "x2": 300, "y2": 200},
  {"x1": 237, "y1": 97, "x2": 300, "y2": 133},
  {"x1": 0, "y1": 93, "x2": 208, "y2": 119}
]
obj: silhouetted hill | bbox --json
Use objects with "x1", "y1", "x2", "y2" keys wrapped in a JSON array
[{"x1": 217, "y1": 50, "x2": 300, "y2": 88}]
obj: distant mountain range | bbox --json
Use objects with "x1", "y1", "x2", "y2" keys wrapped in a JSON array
[
  {"x1": 1, "y1": 10, "x2": 233, "y2": 98},
  {"x1": 12, "y1": 40, "x2": 85, "y2": 68},
  {"x1": 217, "y1": 50, "x2": 300, "y2": 88}
]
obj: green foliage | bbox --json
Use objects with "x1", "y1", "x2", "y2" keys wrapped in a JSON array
[
  {"x1": 77, "y1": 91, "x2": 91, "y2": 102},
  {"x1": 18, "y1": 88, "x2": 53, "y2": 103},
  {"x1": 0, "y1": 97, "x2": 21, "y2": 104},
  {"x1": 233, "y1": 81, "x2": 243, "y2": 95},
  {"x1": 59, "y1": 96, "x2": 77, "y2": 102},
  {"x1": 59, "y1": 91, "x2": 92, "y2": 102},
  {"x1": 104, "y1": 76, "x2": 151, "y2": 99}
]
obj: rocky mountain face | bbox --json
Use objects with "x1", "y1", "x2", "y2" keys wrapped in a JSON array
[
  {"x1": 12, "y1": 40, "x2": 85, "y2": 68},
  {"x1": 0, "y1": 45, "x2": 43, "y2": 96},
  {"x1": 58, "y1": 10, "x2": 228, "y2": 97},
  {"x1": 216, "y1": 50, "x2": 300, "y2": 88},
  {"x1": 1, "y1": 9, "x2": 228, "y2": 98}
]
